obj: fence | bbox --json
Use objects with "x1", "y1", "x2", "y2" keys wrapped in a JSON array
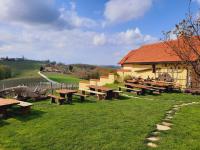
[{"x1": 0, "y1": 78, "x2": 79, "y2": 91}]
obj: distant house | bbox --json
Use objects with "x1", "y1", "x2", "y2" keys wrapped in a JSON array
[{"x1": 118, "y1": 39, "x2": 200, "y2": 88}]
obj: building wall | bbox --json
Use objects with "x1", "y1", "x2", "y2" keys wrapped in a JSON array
[{"x1": 118, "y1": 63, "x2": 188, "y2": 88}]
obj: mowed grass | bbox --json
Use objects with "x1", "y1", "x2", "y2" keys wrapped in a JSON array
[
  {"x1": 158, "y1": 104, "x2": 200, "y2": 150},
  {"x1": 0, "y1": 93, "x2": 199, "y2": 150},
  {"x1": 44, "y1": 72, "x2": 81, "y2": 83}
]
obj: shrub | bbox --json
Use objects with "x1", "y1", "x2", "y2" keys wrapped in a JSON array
[{"x1": 0, "y1": 65, "x2": 12, "y2": 80}]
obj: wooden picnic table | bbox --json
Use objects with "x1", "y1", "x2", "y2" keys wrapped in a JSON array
[
  {"x1": 0, "y1": 98, "x2": 20, "y2": 117},
  {"x1": 89, "y1": 85, "x2": 114, "y2": 99},
  {"x1": 125, "y1": 83, "x2": 155, "y2": 94},
  {"x1": 56, "y1": 89, "x2": 77, "y2": 104}
]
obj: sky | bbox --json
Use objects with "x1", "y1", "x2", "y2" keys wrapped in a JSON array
[{"x1": 0, "y1": 0, "x2": 199, "y2": 65}]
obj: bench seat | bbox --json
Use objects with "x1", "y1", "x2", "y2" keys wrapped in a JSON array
[
  {"x1": 80, "y1": 90, "x2": 106, "y2": 100},
  {"x1": 74, "y1": 93, "x2": 89, "y2": 102},
  {"x1": 48, "y1": 94, "x2": 65, "y2": 105},
  {"x1": 17, "y1": 101, "x2": 33, "y2": 114}
]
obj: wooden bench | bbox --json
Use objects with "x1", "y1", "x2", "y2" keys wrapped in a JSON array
[
  {"x1": 74, "y1": 93, "x2": 89, "y2": 102},
  {"x1": 118, "y1": 86, "x2": 142, "y2": 95},
  {"x1": 80, "y1": 90, "x2": 106, "y2": 100},
  {"x1": 152, "y1": 91, "x2": 161, "y2": 95},
  {"x1": 48, "y1": 94, "x2": 65, "y2": 105},
  {"x1": 151, "y1": 86, "x2": 166, "y2": 92},
  {"x1": 17, "y1": 101, "x2": 33, "y2": 114}
]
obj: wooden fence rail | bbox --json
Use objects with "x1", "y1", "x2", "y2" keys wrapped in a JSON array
[{"x1": 0, "y1": 81, "x2": 79, "y2": 91}]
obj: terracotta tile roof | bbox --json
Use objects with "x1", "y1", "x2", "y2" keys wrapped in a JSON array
[{"x1": 119, "y1": 38, "x2": 200, "y2": 64}]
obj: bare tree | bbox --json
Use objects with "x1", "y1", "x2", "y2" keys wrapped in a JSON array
[{"x1": 163, "y1": 0, "x2": 200, "y2": 86}]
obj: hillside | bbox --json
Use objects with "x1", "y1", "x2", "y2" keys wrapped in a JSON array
[
  {"x1": 0, "y1": 60, "x2": 46, "y2": 78},
  {"x1": 42, "y1": 63, "x2": 118, "y2": 80}
]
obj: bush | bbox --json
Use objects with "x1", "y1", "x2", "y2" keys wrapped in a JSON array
[{"x1": 0, "y1": 65, "x2": 12, "y2": 80}]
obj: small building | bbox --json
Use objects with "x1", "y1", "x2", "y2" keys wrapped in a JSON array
[{"x1": 118, "y1": 40, "x2": 200, "y2": 88}]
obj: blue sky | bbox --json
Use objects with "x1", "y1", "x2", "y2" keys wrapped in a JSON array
[{"x1": 0, "y1": 0, "x2": 199, "y2": 65}]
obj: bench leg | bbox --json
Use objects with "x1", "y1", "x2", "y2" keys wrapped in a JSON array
[
  {"x1": 67, "y1": 94, "x2": 73, "y2": 104},
  {"x1": 0, "y1": 108, "x2": 7, "y2": 118},
  {"x1": 97, "y1": 95, "x2": 105, "y2": 100},
  {"x1": 57, "y1": 99, "x2": 64, "y2": 105},
  {"x1": 20, "y1": 106, "x2": 31, "y2": 115},
  {"x1": 80, "y1": 96, "x2": 85, "y2": 102},
  {"x1": 51, "y1": 97, "x2": 56, "y2": 103},
  {"x1": 113, "y1": 93, "x2": 119, "y2": 99}
]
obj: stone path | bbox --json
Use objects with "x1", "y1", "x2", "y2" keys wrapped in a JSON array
[
  {"x1": 38, "y1": 71, "x2": 59, "y2": 84},
  {"x1": 121, "y1": 94, "x2": 155, "y2": 101},
  {"x1": 146, "y1": 101, "x2": 200, "y2": 148}
]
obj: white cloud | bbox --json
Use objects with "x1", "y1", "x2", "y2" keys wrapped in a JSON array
[
  {"x1": 0, "y1": 0, "x2": 59, "y2": 24},
  {"x1": 0, "y1": 25, "x2": 157, "y2": 65},
  {"x1": 193, "y1": 0, "x2": 200, "y2": 5},
  {"x1": 93, "y1": 33, "x2": 107, "y2": 46},
  {"x1": 104, "y1": 0, "x2": 153, "y2": 24},
  {"x1": 0, "y1": 0, "x2": 158, "y2": 65},
  {"x1": 0, "y1": 0, "x2": 97, "y2": 29}
]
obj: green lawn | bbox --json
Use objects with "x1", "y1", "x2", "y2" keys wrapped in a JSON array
[
  {"x1": 158, "y1": 104, "x2": 200, "y2": 150},
  {"x1": 44, "y1": 72, "x2": 81, "y2": 83},
  {"x1": 0, "y1": 93, "x2": 199, "y2": 150}
]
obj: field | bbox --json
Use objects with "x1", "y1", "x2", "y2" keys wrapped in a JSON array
[
  {"x1": 43, "y1": 72, "x2": 81, "y2": 83},
  {"x1": 0, "y1": 60, "x2": 45, "y2": 78},
  {"x1": 0, "y1": 93, "x2": 199, "y2": 150}
]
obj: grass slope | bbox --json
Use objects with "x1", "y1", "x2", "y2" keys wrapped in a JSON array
[
  {"x1": 0, "y1": 93, "x2": 199, "y2": 150},
  {"x1": 0, "y1": 60, "x2": 45, "y2": 78},
  {"x1": 44, "y1": 72, "x2": 81, "y2": 83}
]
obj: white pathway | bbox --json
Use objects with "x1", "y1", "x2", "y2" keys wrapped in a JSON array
[{"x1": 38, "y1": 71, "x2": 59, "y2": 84}]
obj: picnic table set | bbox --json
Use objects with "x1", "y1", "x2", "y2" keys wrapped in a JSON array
[
  {"x1": 121, "y1": 79, "x2": 180, "y2": 95},
  {"x1": 0, "y1": 98, "x2": 32, "y2": 118},
  {"x1": 48, "y1": 85, "x2": 121, "y2": 105}
]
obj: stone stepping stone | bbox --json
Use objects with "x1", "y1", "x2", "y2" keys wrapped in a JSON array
[
  {"x1": 151, "y1": 131, "x2": 160, "y2": 136},
  {"x1": 147, "y1": 137, "x2": 160, "y2": 142},
  {"x1": 181, "y1": 103, "x2": 190, "y2": 106},
  {"x1": 157, "y1": 124, "x2": 171, "y2": 131},
  {"x1": 166, "y1": 115, "x2": 173, "y2": 119},
  {"x1": 172, "y1": 107, "x2": 180, "y2": 111},
  {"x1": 166, "y1": 110, "x2": 174, "y2": 114},
  {"x1": 173, "y1": 105, "x2": 179, "y2": 108},
  {"x1": 162, "y1": 122, "x2": 173, "y2": 127},
  {"x1": 147, "y1": 142, "x2": 158, "y2": 148},
  {"x1": 163, "y1": 118, "x2": 171, "y2": 122}
]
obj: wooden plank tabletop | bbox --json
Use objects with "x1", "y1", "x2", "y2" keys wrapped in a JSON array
[
  {"x1": 56, "y1": 89, "x2": 77, "y2": 94},
  {"x1": 143, "y1": 81, "x2": 173, "y2": 87},
  {"x1": 0, "y1": 98, "x2": 20, "y2": 107},
  {"x1": 125, "y1": 83, "x2": 153, "y2": 90},
  {"x1": 89, "y1": 85, "x2": 113, "y2": 92}
]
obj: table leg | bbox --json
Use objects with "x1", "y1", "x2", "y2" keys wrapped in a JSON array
[
  {"x1": 0, "y1": 108, "x2": 7, "y2": 118},
  {"x1": 67, "y1": 94, "x2": 73, "y2": 104},
  {"x1": 60, "y1": 93, "x2": 65, "y2": 98}
]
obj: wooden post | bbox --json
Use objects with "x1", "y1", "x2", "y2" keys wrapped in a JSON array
[{"x1": 51, "y1": 82, "x2": 53, "y2": 94}]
